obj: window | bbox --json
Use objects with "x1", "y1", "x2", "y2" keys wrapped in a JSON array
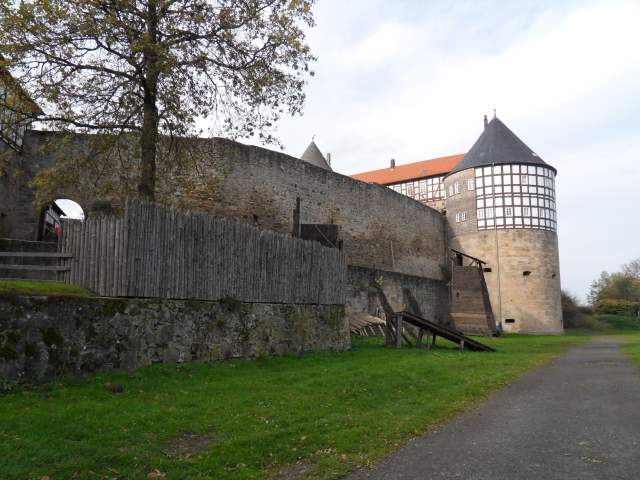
[
  {"x1": 449, "y1": 185, "x2": 454, "y2": 197},
  {"x1": 461, "y1": 211, "x2": 467, "y2": 221},
  {"x1": 454, "y1": 182, "x2": 460, "y2": 194},
  {"x1": 475, "y1": 165, "x2": 557, "y2": 233},
  {"x1": 455, "y1": 212, "x2": 460, "y2": 223},
  {"x1": 466, "y1": 179, "x2": 475, "y2": 191}
]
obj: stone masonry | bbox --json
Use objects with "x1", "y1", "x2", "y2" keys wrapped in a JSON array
[
  {"x1": 1, "y1": 132, "x2": 448, "y2": 282},
  {"x1": 0, "y1": 295, "x2": 349, "y2": 385}
]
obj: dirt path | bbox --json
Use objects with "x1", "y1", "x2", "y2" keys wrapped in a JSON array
[{"x1": 347, "y1": 338, "x2": 640, "y2": 480}]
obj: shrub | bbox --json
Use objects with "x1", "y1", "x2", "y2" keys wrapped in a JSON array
[
  {"x1": 594, "y1": 299, "x2": 640, "y2": 316},
  {"x1": 562, "y1": 291, "x2": 590, "y2": 328}
]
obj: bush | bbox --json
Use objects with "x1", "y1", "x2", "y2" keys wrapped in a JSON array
[
  {"x1": 595, "y1": 314, "x2": 640, "y2": 331},
  {"x1": 594, "y1": 299, "x2": 640, "y2": 316},
  {"x1": 562, "y1": 291, "x2": 590, "y2": 328}
]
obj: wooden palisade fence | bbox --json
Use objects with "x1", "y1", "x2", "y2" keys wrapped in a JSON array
[{"x1": 59, "y1": 200, "x2": 347, "y2": 305}]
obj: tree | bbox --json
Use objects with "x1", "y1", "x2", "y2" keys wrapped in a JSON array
[
  {"x1": 622, "y1": 258, "x2": 640, "y2": 280},
  {"x1": 599, "y1": 273, "x2": 640, "y2": 302},
  {"x1": 0, "y1": 0, "x2": 316, "y2": 200},
  {"x1": 561, "y1": 290, "x2": 588, "y2": 328},
  {"x1": 588, "y1": 271, "x2": 610, "y2": 306}
]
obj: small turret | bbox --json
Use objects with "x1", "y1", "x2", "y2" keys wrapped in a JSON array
[{"x1": 300, "y1": 139, "x2": 332, "y2": 171}]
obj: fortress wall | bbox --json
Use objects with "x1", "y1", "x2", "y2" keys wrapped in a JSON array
[
  {"x1": 346, "y1": 266, "x2": 451, "y2": 326},
  {"x1": 450, "y1": 229, "x2": 562, "y2": 333},
  {"x1": 0, "y1": 142, "x2": 40, "y2": 240},
  {"x1": 186, "y1": 139, "x2": 448, "y2": 280},
  {"x1": 2, "y1": 133, "x2": 448, "y2": 281}
]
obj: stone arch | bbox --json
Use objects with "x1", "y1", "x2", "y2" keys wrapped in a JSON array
[{"x1": 36, "y1": 198, "x2": 86, "y2": 242}]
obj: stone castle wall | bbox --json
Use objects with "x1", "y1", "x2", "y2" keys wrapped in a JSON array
[
  {"x1": 0, "y1": 295, "x2": 349, "y2": 385},
  {"x1": 1, "y1": 132, "x2": 448, "y2": 281},
  {"x1": 183, "y1": 139, "x2": 448, "y2": 280},
  {"x1": 346, "y1": 266, "x2": 451, "y2": 326}
]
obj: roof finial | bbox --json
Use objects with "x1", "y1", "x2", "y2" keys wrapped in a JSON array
[
  {"x1": 312, "y1": 134, "x2": 316, "y2": 142},
  {"x1": 493, "y1": 106, "x2": 497, "y2": 119}
]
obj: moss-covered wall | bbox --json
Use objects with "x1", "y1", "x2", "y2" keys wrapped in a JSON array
[{"x1": 0, "y1": 295, "x2": 348, "y2": 385}]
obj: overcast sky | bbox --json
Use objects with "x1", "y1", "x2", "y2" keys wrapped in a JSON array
[{"x1": 270, "y1": 0, "x2": 640, "y2": 303}]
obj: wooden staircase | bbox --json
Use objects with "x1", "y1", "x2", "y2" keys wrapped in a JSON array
[{"x1": 386, "y1": 311, "x2": 496, "y2": 352}]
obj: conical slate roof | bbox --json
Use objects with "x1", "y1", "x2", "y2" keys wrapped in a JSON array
[
  {"x1": 300, "y1": 140, "x2": 332, "y2": 171},
  {"x1": 449, "y1": 117, "x2": 555, "y2": 176}
]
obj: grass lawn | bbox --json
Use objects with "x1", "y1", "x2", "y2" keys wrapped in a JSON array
[
  {"x1": 0, "y1": 334, "x2": 590, "y2": 480},
  {"x1": 0, "y1": 279, "x2": 93, "y2": 297},
  {"x1": 608, "y1": 315, "x2": 640, "y2": 365}
]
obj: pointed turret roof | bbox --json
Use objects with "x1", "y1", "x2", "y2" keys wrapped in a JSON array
[
  {"x1": 300, "y1": 140, "x2": 332, "y2": 171},
  {"x1": 449, "y1": 117, "x2": 555, "y2": 176}
]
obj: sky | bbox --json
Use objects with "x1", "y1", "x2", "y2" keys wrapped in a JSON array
[{"x1": 270, "y1": 0, "x2": 640, "y2": 303}]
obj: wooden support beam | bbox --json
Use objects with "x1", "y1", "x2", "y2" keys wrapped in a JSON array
[
  {"x1": 385, "y1": 315, "x2": 394, "y2": 346},
  {"x1": 416, "y1": 328, "x2": 424, "y2": 348},
  {"x1": 0, "y1": 252, "x2": 73, "y2": 258},
  {"x1": 395, "y1": 316, "x2": 402, "y2": 349},
  {"x1": 0, "y1": 265, "x2": 70, "y2": 272}
]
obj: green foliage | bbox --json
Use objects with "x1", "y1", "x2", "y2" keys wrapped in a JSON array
[
  {"x1": 0, "y1": 0, "x2": 317, "y2": 199},
  {"x1": 594, "y1": 314, "x2": 640, "y2": 331},
  {"x1": 561, "y1": 291, "x2": 589, "y2": 329},
  {"x1": 565, "y1": 314, "x2": 640, "y2": 334},
  {"x1": 588, "y1": 258, "x2": 640, "y2": 313},
  {"x1": 0, "y1": 280, "x2": 92, "y2": 298},
  {"x1": 594, "y1": 299, "x2": 640, "y2": 316},
  {"x1": 0, "y1": 334, "x2": 588, "y2": 480}
]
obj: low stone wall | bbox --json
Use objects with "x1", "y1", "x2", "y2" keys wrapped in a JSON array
[
  {"x1": 0, "y1": 295, "x2": 348, "y2": 385},
  {"x1": 346, "y1": 266, "x2": 450, "y2": 326}
]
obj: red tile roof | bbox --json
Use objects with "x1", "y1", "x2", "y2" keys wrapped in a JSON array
[{"x1": 351, "y1": 154, "x2": 465, "y2": 185}]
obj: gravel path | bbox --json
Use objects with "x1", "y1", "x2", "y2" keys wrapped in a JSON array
[{"x1": 347, "y1": 338, "x2": 640, "y2": 480}]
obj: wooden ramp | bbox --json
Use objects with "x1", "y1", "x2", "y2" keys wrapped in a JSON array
[
  {"x1": 386, "y1": 311, "x2": 496, "y2": 352},
  {"x1": 348, "y1": 312, "x2": 386, "y2": 336}
]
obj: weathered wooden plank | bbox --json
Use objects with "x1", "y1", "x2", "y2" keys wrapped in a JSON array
[
  {"x1": 0, "y1": 252, "x2": 74, "y2": 258},
  {"x1": 0, "y1": 265, "x2": 71, "y2": 272},
  {"x1": 59, "y1": 199, "x2": 347, "y2": 305}
]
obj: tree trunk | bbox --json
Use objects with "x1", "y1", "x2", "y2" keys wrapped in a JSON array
[
  {"x1": 138, "y1": 0, "x2": 160, "y2": 201},
  {"x1": 139, "y1": 95, "x2": 158, "y2": 200}
]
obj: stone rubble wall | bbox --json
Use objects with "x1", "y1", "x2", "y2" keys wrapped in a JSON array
[
  {"x1": 346, "y1": 266, "x2": 451, "y2": 327},
  {"x1": 0, "y1": 295, "x2": 349, "y2": 385}
]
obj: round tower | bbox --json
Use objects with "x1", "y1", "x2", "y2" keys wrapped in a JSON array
[{"x1": 444, "y1": 116, "x2": 563, "y2": 333}]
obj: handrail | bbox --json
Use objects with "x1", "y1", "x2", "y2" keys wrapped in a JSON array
[{"x1": 0, "y1": 252, "x2": 73, "y2": 258}]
